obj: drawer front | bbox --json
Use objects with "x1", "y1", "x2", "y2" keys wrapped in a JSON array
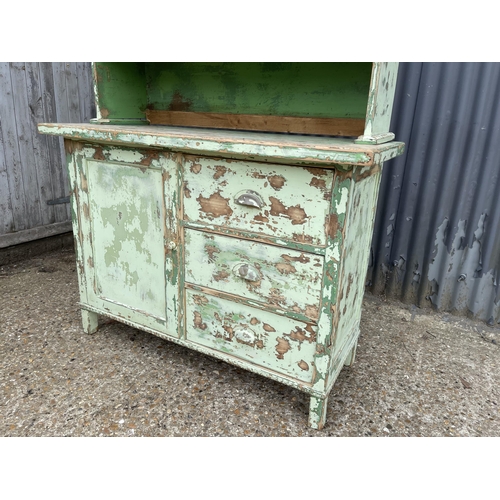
[
  {"x1": 185, "y1": 290, "x2": 317, "y2": 383},
  {"x1": 184, "y1": 229, "x2": 323, "y2": 321},
  {"x1": 183, "y1": 156, "x2": 333, "y2": 246}
]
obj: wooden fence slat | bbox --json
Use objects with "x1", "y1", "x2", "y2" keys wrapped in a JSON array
[
  {"x1": 49, "y1": 62, "x2": 71, "y2": 222},
  {"x1": 38, "y1": 61, "x2": 66, "y2": 223},
  {"x1": 66, "y1": 62, "x2": 82, "y2": 123},
  {"x1": 25, "y1": 62, "x2": 55, "y2": 227},
  {"x1": 76, "y1": 62, "x2": 89, "y2": 123},
  {"x1": 0, "y1": 110, "x2": 14, "y2": 234},
  {"x1": 10, "y1": 62, "x2": 43, "y2": 228},
  {"x1": 0, "y1": 62, "x2": 27, "y2": 232}
]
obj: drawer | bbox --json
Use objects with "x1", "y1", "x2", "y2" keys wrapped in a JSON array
[
  {"x1": 184, "y1": 229, "x2": 323, "y2": 321},
  {"x1": 185, "y1": 290, "x2": 317, "y2": 384},
  {"x1": 183, "y1": 156, "x2": 334, "y2": 246}
]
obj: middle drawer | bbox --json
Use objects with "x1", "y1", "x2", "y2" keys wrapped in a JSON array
[{"x1": 184, "y1": 229, "x2": 323, "y2": 322}]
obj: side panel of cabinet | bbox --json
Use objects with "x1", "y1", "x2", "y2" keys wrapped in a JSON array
[
  {"x1": 332, "y1": 168, "x2": 382, "y2": 360},
  {"x1": 67, "y1": 142, "x2": 180, "y2": 336}
]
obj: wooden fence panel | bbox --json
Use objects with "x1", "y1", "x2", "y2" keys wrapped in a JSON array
[{"x1": 0, "y1": 62, "x2": 95, "y2": 248}]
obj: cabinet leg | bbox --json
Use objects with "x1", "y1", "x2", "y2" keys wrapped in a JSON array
[
  {"x1": 309, "y1": 395, "x2": 328, "y2": 430},
  {"x1": 81, "y1": 309, "x2": 99, "y2": 334},
  {"x1": 344, "y1": 342, "x2": 358, "y2": 367}
]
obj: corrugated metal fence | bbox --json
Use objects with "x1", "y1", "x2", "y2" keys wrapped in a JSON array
[
  {"x1": 369, "y1": 62, "x2": 500, "y2": 326},
  {"x1": 0, "y1": 62, "x2": 94, "y2": 248}
]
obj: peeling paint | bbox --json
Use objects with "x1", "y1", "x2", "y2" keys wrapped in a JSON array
[
  {"x1": 213, "y1": 165, "x2": 227, "y2": 179},
  {"x1": 267, "y1": 175, "x2": 286, "y2": 190},
  {"x1": 275, "y1": 337, "x2": 291, "y2": 359},
  {"x1": 298, "y1": 360, "x2": 309, "y2": 371},
  {"x1": 190, "y1": 163, "x2": 202, "y2": 174},
  {"x1": 184, "y1": 229, "x2": 323, "y2": 320},
  {"x1": 269, "y1": 197, "x2": 308, "y2": 225},
  {"x1": 45, "y1": 92, "x2": 402, "y2": 430},
  {"x1": 428, "y1": 215, "x2": 499, "y2": 324},
  {"x1": 197, "y1": 192, "x2": 233, "y2": 218},
  {"x1": 185, "y1": 290, "x2": 316, "y2": 383},
  {"x1": 40, "y1": 123, "x2": 405, "y2": 167},
  {"x1": 183, "y1": 156, "x2": 334, "y2": 245}
]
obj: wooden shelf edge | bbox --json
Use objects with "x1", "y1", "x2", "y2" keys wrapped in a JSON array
[{"x1": 146, "y1": 110, "x2": 365, "y2": 137}]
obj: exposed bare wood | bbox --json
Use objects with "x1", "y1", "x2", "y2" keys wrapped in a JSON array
[{"x1": 146, "y1": 110, "x2": 366, "y2": 137}]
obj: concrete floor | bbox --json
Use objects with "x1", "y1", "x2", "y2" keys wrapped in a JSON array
[{"x1": 1, "y1": 246, "x2": 499, "y2": 437}]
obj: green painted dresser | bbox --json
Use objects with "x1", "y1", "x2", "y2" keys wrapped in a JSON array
[{"x1": 38, "y1": 62, "x2": 404, "y2": 429}]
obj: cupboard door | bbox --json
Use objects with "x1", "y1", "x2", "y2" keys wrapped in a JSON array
[{"x1": 69, "y1": 144, "x2": 179, "y2": 335}]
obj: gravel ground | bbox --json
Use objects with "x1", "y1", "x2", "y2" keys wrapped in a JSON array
[{"x1": 1, "y1": 246, "x2": 499, "y2": 437}]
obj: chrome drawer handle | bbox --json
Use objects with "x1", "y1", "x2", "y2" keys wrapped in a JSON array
[
  {"x1": 233, "y1": 263, "x2": 260, "y2": 282},
  {"x1": 234, "y1": 190, "x2": 264, "y2": 209}
]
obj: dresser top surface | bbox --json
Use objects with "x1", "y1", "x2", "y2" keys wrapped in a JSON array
[{"x1": 38, "y1": 123, "x2": 404, "y2": 167}]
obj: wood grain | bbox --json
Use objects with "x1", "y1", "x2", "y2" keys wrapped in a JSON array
[
  {"x1": 0, "y1": 62, "x2": 94, "y2": 242},
  {"x1": 146, "y1": 110, "x2": 365, "y2": 137}
]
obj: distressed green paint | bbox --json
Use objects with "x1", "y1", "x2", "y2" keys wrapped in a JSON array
[
  {"x1": 65, "y1": 143, "x2": 182, "y2": 335},
  {"x1": 85, "y1": 160, "x2": 165, "y2": 319},
  {"x1": 309, "y1": 395, "x2": 328, "y2": 430},
  {"x1": 332, "y1": 169, "x2": 382, "y2": 365},
  {"x1": 40, "y1": 62, "x2": 403, "y2": 430},
  {"x1": 66, "y1": 142, "x2": 90, "y2": 309},
  {"x1": 181, "y1": 221, "x2": 327, "y2": 255},
  {"x1": 360, "y1": 62, "x2": 399, "y2": 140},
  {"x1": 38, "y1": 124, "x2": 404, "y2": 167},
  {"x1": 93, "y1": 62, "x2": 148, "y2": 121},
  {"x1": 58, "y1": 139, "x2": 398, "y2": 428},
  {"x1": 185, "y1": 290, "x2": 317, "y2": 383},
  {"x1": 183, "y1": 156, "x2": 334, "y2": 246},
  {"x1": 165, "y1": 154, "x2": 183, "y2": 339},
  {"x1": 186, "y1": 283, "x2": 318, "y2": 325},
  {"x1": 185, "y1": 229, "x2": 323, "y2": 320},
  {"x1": 92, "y1": 62, "x2": 373, "y2": 122},
  {"x1": 91, "y1": 63, "x2": 399, "y2": 141},
  {"x1": 145, "y1": 62, "x2": 372, "y2": 119},
  {"x1": 309, "y1": 175, "x2": 350, "y2": 394}
]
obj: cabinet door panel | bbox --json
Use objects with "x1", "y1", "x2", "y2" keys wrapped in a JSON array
[
  {"x1": 86, "y1": 160, "x2": 166, "y2": 320},
  {"x1": 69, "y1": 143, "x2": 180, "y2": 335}
]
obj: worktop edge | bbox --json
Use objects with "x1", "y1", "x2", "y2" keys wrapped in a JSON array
[{"x1": 37, "y1": 123, "x2": 405, "y2": 166}]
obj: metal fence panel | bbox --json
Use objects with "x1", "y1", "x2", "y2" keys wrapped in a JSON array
[{"x1": 369, "y1": 62, "x2": 500, "y2": 325}]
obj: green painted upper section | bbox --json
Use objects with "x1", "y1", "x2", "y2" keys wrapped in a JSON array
[
  {"x1": 93, "y1": 62, "x2": 373, "y2": 121},
  {"x1": 146, "y1": 63, "x2": 372, "y2": 118},
  {"x1": 94, "y1": 63, "x2": 148, "y2": 120}
]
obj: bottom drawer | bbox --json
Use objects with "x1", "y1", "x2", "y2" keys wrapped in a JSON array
[{"x1": 185, "y1": 290, "x2": 317, "y2": 384}]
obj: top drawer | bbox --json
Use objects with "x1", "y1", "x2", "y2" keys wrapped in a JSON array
[{"x1": 183, "y1": 156, "x2": 334, "y2": 246}]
